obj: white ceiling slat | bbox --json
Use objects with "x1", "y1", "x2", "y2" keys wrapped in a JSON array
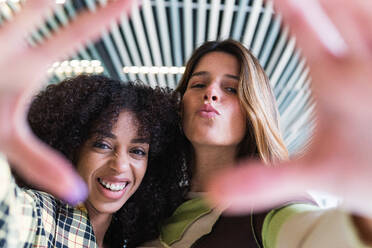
[
  {"x1": 265, "y1": 26, "x2": 289, "y2": 76},
  {"x1": 85, "y1": 0, "x2": 127, "y2": 81},
  {"x1": 170, "y1": 0, "x2": 183, "y2": 66},
  {"x1": 279, "y1": 69, "x2": 310, "y2": 124},
  {"x1": 219, "y1": 0, "x2": 235, "y2": 40},
  {"x1": 64, "y1": 0, "x2": 104, "y2": 65},
  {"x1": 155, "y1": 0, "x2": 176, "y2": 87},
  {"x1": 284, "y1": 86, "x2": 311, "y2": 130},
  {"x1": 251, "y1": 0, "x2": 273, "y2": 57},
  {"x1": 285, "y1": 103, "x2": 315, "y2": 139},
  {"x1": 274, "y1": 50, "x2": 300, "y2": 95},
  {"x1": 242, "y1": 0, "x2": 262, "y2": 48},
  {"x1": 101, "y1": 29, "x2": 128, "y2": 81},
  {"x1": 207, "y1": 0, "x2": 221, "y2": 41},
  {"x1": 184, "y1": 0, "x2": 193, "y2": 60},
  {"x1": 269, "y1": 36, "x2": 296, "y2": 88},
  {"x1": 110, "y1": 22, "x2": 136, "y2": 81},
  {"x1": 54, "y1": 4, "x2": 92, "y2": 60},
  {"x1": 142, "y1": 0, "x2": 166, "y2": 87},
  {"x1": 131, "y1": 4, "x2": 157, "y2": 86},
  {"x1": 284, "y1": 95, "x2": 314, "y2": 136},
  {"x1": 195, "y1": 0, "x2": 207, "y2": 47},
  {"x1": 277, "y1": 59, "x2": 307, "y2": 105},
  {"x1": 119, "y1": 13, "x2": 147, "y2": 83},
  {"x1": 259, "y1": 14, "x2": 282, "y2": 67},
  {"x1": 284, "y1": 96, "x2": 312, "y2": 141},
  {"x1": 281, "y1": 88, "x2": 309, "y2": 130},
  {"x1": 54, "y1": 4, "x2": 68, "y2": 26},
  {"x1": 284, "y1": 104, "x2": 315, "y2": 144},
  {"x1": 279, "y1": 67, "x2": 309, "y2": 116},
  {"x1": 231, "y1": 0, "x2": 249, "y2": 40}
]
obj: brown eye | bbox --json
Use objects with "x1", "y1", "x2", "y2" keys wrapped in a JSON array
[
  {"x1": 93, "y1": 141, "x2": 111, "y2": 150},
  {"x1": 226, "y1": 87, "x2": 237, "y2": 94},
  {"x1": 130, "y1": 148, "x2": 147, "y2": 156}
]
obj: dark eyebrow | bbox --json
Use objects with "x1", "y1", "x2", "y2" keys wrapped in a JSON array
[
  {"x1": 92, "y1": 130, "x2": 116, "y2": 139},
  {"x1": 93, "y1": 131, "x2": 149, "y2": 144},
  {"x1": 131, "y1": 138, "x2": 150, "y2": 144}
]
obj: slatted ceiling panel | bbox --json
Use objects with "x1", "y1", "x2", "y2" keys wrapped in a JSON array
[
  {"x1": 231, "y1": 0, "x2": 248, "y2": 40},
  {"x1": 265, "y1": 26, "x2": 289, "y2": 76},
  {"x1": 274, "y1": 50, "x2": 300, "y2": 95},
  {"x1": 155, "y1": 0, "x2": 176, "y2": 87},
  {"x1": 219, "y1": 0, "x2": 234, "y2": 39},
  {"x1": 269, "y1": 36, "x2": 296, "y2": 88},
  {"x1": 183, "y1": 0, "x2": 192, "y2": 59},
  {"x1": 258, "y1": 14, "x2": 281, "y2": 67},
  {"x1": 285, "y1": 103, "x2": 315, "y2": 142},
  {"x1": 0, "y1": 0, "x2": 314, "y2": 154},
  {"x1": 277, "y1": 58, "x2": 307, "y2": 105},
  {"x1": 170, "y1": 0, "x2": 183, "y2": 65},
  {"x1": 251, "y1": 0, "x2": 272, "y2": 57},
  {"x1": 110, "y1": 21, "x2": 134, "y2": 81},
  {"x1": 242, "y1": 0, "x2": 262, "y2": 47},
  {"x1": 131, "y1": 4, "x2": 157, "y2": 86},
  {"x1": 207, "y1": 0, "x2": 220, "y2": 41}
]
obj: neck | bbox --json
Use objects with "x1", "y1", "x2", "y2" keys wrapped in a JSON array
[
  {"x1": 191, "y1": 144, "x2": 237, "y2": 192},
  {"x1": 86, "y1": 204, "x2": 112, "y2": 248}
]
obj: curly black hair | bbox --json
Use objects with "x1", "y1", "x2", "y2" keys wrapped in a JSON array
[{"x1": 27, "y1": 75, "x2": 189, "y2": 248}]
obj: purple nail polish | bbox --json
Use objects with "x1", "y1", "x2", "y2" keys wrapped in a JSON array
[{"x1": 63, "y1": 178, "x2": 88, "y2": 206}]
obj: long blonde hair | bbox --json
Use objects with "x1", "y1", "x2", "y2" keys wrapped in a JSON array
[{"x1": 176, "y1": 39, "x2": 288, "y2": 164}]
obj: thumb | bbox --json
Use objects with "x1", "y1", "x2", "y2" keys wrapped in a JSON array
[
  {"x1": 6, "y1": 121, "x2": 88, "y2": 205},
  {"x1": 206, "y1": 159, "x2": 312, "y2": 214}
]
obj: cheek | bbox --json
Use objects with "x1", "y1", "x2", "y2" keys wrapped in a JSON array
[
  {"x1": 231, "y1": 104, "x2": 247, "y2": 140},
  {"x1": 135, "y1": 162, "x2": 148, "y2": 182}
]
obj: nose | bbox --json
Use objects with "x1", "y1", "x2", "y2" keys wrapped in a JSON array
[
  {"x1": 110, "y1": 151, "x2": 130, "y2": 174},
  {"x1": 203, "y1": 85, "x2": 219, "y2": 102}
]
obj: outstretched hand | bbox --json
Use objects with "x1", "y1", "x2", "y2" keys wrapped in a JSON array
[
  {"x1": 0, "y1": 0, "x2": 137, "y2": 205},
  {"x1": 207, "y1": 0, "x2": 372, "y2": 217}
]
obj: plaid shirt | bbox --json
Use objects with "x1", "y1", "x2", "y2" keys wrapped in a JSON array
[{"x1": 0, "y1": 157, "x2": 98, "y2": 248}]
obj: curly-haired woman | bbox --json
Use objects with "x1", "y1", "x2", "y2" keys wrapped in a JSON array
[{"x1": 0, "y1": 75, "x2": 187, "y2": 248}]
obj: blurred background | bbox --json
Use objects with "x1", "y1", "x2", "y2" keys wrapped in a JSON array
[{"x1": 1, "y1": 0, "x2": 326, "y2": 203}]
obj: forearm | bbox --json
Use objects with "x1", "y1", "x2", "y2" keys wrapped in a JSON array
[{"x1": 263, "y1": 204, "x2": 372, "y2": 248}]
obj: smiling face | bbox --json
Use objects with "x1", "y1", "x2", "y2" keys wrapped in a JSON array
[
  {"x1": 182, "y1": 51, "x2": 247, "y2": 149},
  {"x1": 76, "y1": 110, "x2": 148, "y2": 215}
]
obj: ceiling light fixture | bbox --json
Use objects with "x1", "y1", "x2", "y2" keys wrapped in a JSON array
[{"x1": 48, "y1": 60, "x2": 104, "y2": 77}]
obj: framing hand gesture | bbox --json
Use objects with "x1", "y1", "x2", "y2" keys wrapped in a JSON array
[
  {"x1": 0, "y1": 0, "x2": 136, "y2": 205},
  {"x1": 208, "y1": 0, "x2": 372, "y2": 217}
]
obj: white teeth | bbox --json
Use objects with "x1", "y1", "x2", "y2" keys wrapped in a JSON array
[{"x1": 99, "y1": 178, "x2": 127, "y2": 191}]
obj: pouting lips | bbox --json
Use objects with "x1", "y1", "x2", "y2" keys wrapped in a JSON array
[{"x1": 98, "y1": 178, "x2": 129, "y2": 192}]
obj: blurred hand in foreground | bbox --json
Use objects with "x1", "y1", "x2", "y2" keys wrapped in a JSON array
[
  {"x1": 0, "y1": 0, "x2": 137, "y2": 205},
  {"x1": 207, "y1": 0, "x2": 372, "y2": 217}
]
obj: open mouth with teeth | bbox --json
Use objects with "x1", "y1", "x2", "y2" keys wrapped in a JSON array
[{"x1": 98, "y1": 178, "x2": 129, "y2": 192}]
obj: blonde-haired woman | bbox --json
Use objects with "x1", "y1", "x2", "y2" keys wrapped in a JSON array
[
  {"x1": 142, "y1": 40, "x2": 291, "y2": 248},
  {"x1": 143, "y1": 38, "x2": 371, "y2": 248}
]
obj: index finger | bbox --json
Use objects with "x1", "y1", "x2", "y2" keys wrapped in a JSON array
[{"x1": 0, "y1": 0, "x2": 56, "y2": 54}]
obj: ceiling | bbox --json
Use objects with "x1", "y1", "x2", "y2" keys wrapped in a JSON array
[{"x1": 0, "y1": 0, "x2": 314, "y2": 155}]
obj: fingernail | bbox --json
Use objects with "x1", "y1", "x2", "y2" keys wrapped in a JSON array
[
  {"x1": 62, "y1": 177, "x2": 88, "y2": 206},
  {"x1": 288, "y1": 0, "x2": 348, "y2": 57}
]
